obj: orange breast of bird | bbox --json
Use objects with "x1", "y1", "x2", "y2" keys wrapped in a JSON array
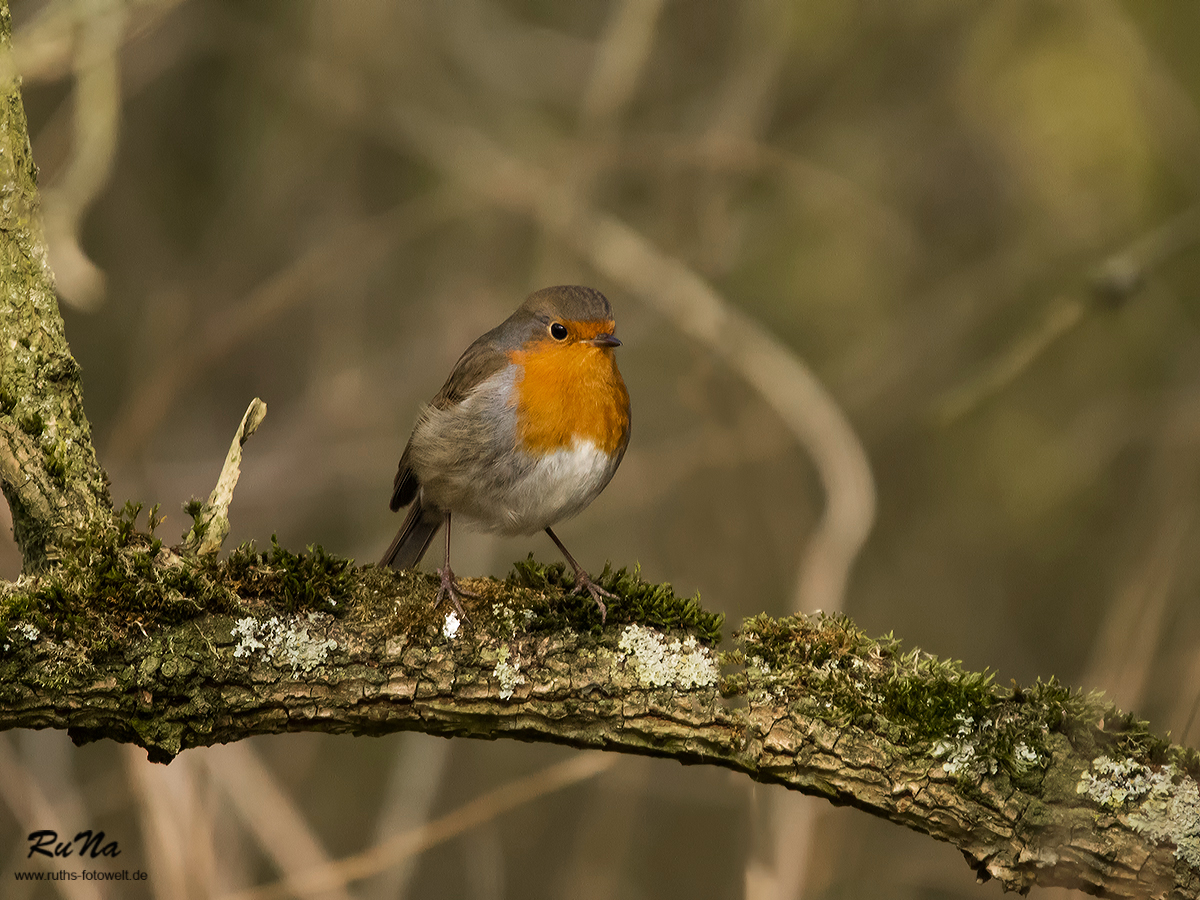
[{"x1": 508, "y1": 321, "x2": 630, "y2": 456}]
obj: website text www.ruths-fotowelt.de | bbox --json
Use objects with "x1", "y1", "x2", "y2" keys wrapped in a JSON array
[{"x1": 14, "y1": 869, "x2": 148, "y2": 882}]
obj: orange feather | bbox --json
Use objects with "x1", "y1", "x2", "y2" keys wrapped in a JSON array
[{"x1": 508, "y1": 319, "x2": 630, "y2": 454}]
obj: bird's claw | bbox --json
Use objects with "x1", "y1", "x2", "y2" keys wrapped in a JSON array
[
  {"x1": 570, "y1": 569, "x2": 615, "y2": 624},
  {"x1": 434, "y1": 565, "x2": 478, "y2": 623}
]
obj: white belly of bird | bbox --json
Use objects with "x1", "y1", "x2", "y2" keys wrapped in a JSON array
[{"x1": 487, "y1": 438, "x2": 619, "y2": 536}]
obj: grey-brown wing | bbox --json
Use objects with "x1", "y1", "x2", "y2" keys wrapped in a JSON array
[
  {"x1": 390, "y1": 440, "x2": 419, "y2": 511},
  {"x1": 430, "y1": 333, "x2": 510, "y2": 410},
  {"x1": 390, "y1": 333, "x2": 510, "y2": 511}
]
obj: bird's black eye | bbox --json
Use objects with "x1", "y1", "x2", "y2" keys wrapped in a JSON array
[{"x1": 550, "y1": 322, "x2": 568, "y2": 340}]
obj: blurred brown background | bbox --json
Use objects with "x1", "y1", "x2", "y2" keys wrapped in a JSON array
[{"x1": 3, "y1": 0, "x2": 1200, "y2": 897}]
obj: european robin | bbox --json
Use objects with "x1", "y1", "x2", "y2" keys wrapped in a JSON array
[{"x1": 380, "y1": 285, "x2": 631, "y2": 621}]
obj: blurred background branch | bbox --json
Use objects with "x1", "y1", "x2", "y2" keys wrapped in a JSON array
[
  {"x1": 937, "y1": 204, "x2": 1200, "y2": 424},
  {"x1": 228, "y1": 754, "x2": 615, "y2": 900},
  {"x1": 36, "y1": 0, "x2": 125, "y2": 310}
]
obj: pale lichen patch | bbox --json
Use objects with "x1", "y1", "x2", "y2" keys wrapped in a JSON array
[
  {"x1": 1012, "y1": 741, "x2": 1041, "y2": 773},
  {"x1": 3, "y1": 621, "x2": 40, "y2": 651},
  {"x1": 1078, "y1": 756, "x2": 1200, "y2": 869},
  {"x1": 1078, "y1": 755, "x2": 1161, "y2": 808},
  {"x1": 932, "y1": 714, "x2": 997, "y2": 778},
  {"x1": 443, "y1": 612, "x2": 461, "y2": 640},
  {"x1": 231, "y1": 613, "x2": 337, "y2": 676},
  {"x1": 616, "y1": 624, "x2": 719, "y2": 690},
  {"x1": 231, "y1": 617, "x2": 265, "y2": 656},
  {"x1": 494, "y1": 645, "x2": 526, "y2": 700},
  {"x1": 492, "y1": 603, "x2": 535, "y2": 640}
]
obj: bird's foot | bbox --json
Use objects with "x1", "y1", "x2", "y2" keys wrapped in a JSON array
[
  {"x1": 434, "y1": 565, "x2": 478, "y2": 623},
  {"x1": 569, "y1": 567, "x2": 615, "y2": 624}
]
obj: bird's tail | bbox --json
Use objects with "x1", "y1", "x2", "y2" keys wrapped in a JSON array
[{"x1": 380, "y1": 499, "x2": 445, "y2": 570}]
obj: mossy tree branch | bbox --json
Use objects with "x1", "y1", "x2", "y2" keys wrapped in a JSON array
[
  {"x1": 1, "y1": 3, "x2": 1199, "y2": 898},
  {"x1": 0, "y1": 551, "x2": 1198, "y2": 900},
  {"x1": 0, "y1": 4, "x2": 112, "y2": 570}
]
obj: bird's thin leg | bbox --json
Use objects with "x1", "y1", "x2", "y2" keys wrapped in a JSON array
[
  {"x1": 435, "y1": 512, "x2": 477, "y2": 620},
  {"x1": 544, "y1": 526, "x2": 613, "y2": 623}
]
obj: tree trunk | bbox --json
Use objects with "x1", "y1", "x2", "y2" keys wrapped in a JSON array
[{"x1": 0, "y1": 3, "x2": 111, "y2": 571}]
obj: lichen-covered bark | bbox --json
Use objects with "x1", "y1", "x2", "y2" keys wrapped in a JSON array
[
  {"x1": 0, "y1": 3, "x2": 112, "y2": 570},
  {"x1": 0, "y1": 591, "x2": 1195, "y2": 900}
]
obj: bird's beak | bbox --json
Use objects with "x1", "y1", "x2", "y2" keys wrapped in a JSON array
[{"x1": 585, "y1": 334, "x2": 621, "y2": 348}]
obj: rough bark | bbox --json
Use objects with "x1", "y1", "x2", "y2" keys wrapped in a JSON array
[{"x1": 0, "y1": 3, "x2": 112, "y2": 570}]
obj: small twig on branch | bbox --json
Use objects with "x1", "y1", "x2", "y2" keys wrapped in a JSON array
[{"x1": 181, "y1": 398, "x2": 267, "y2": 556}]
